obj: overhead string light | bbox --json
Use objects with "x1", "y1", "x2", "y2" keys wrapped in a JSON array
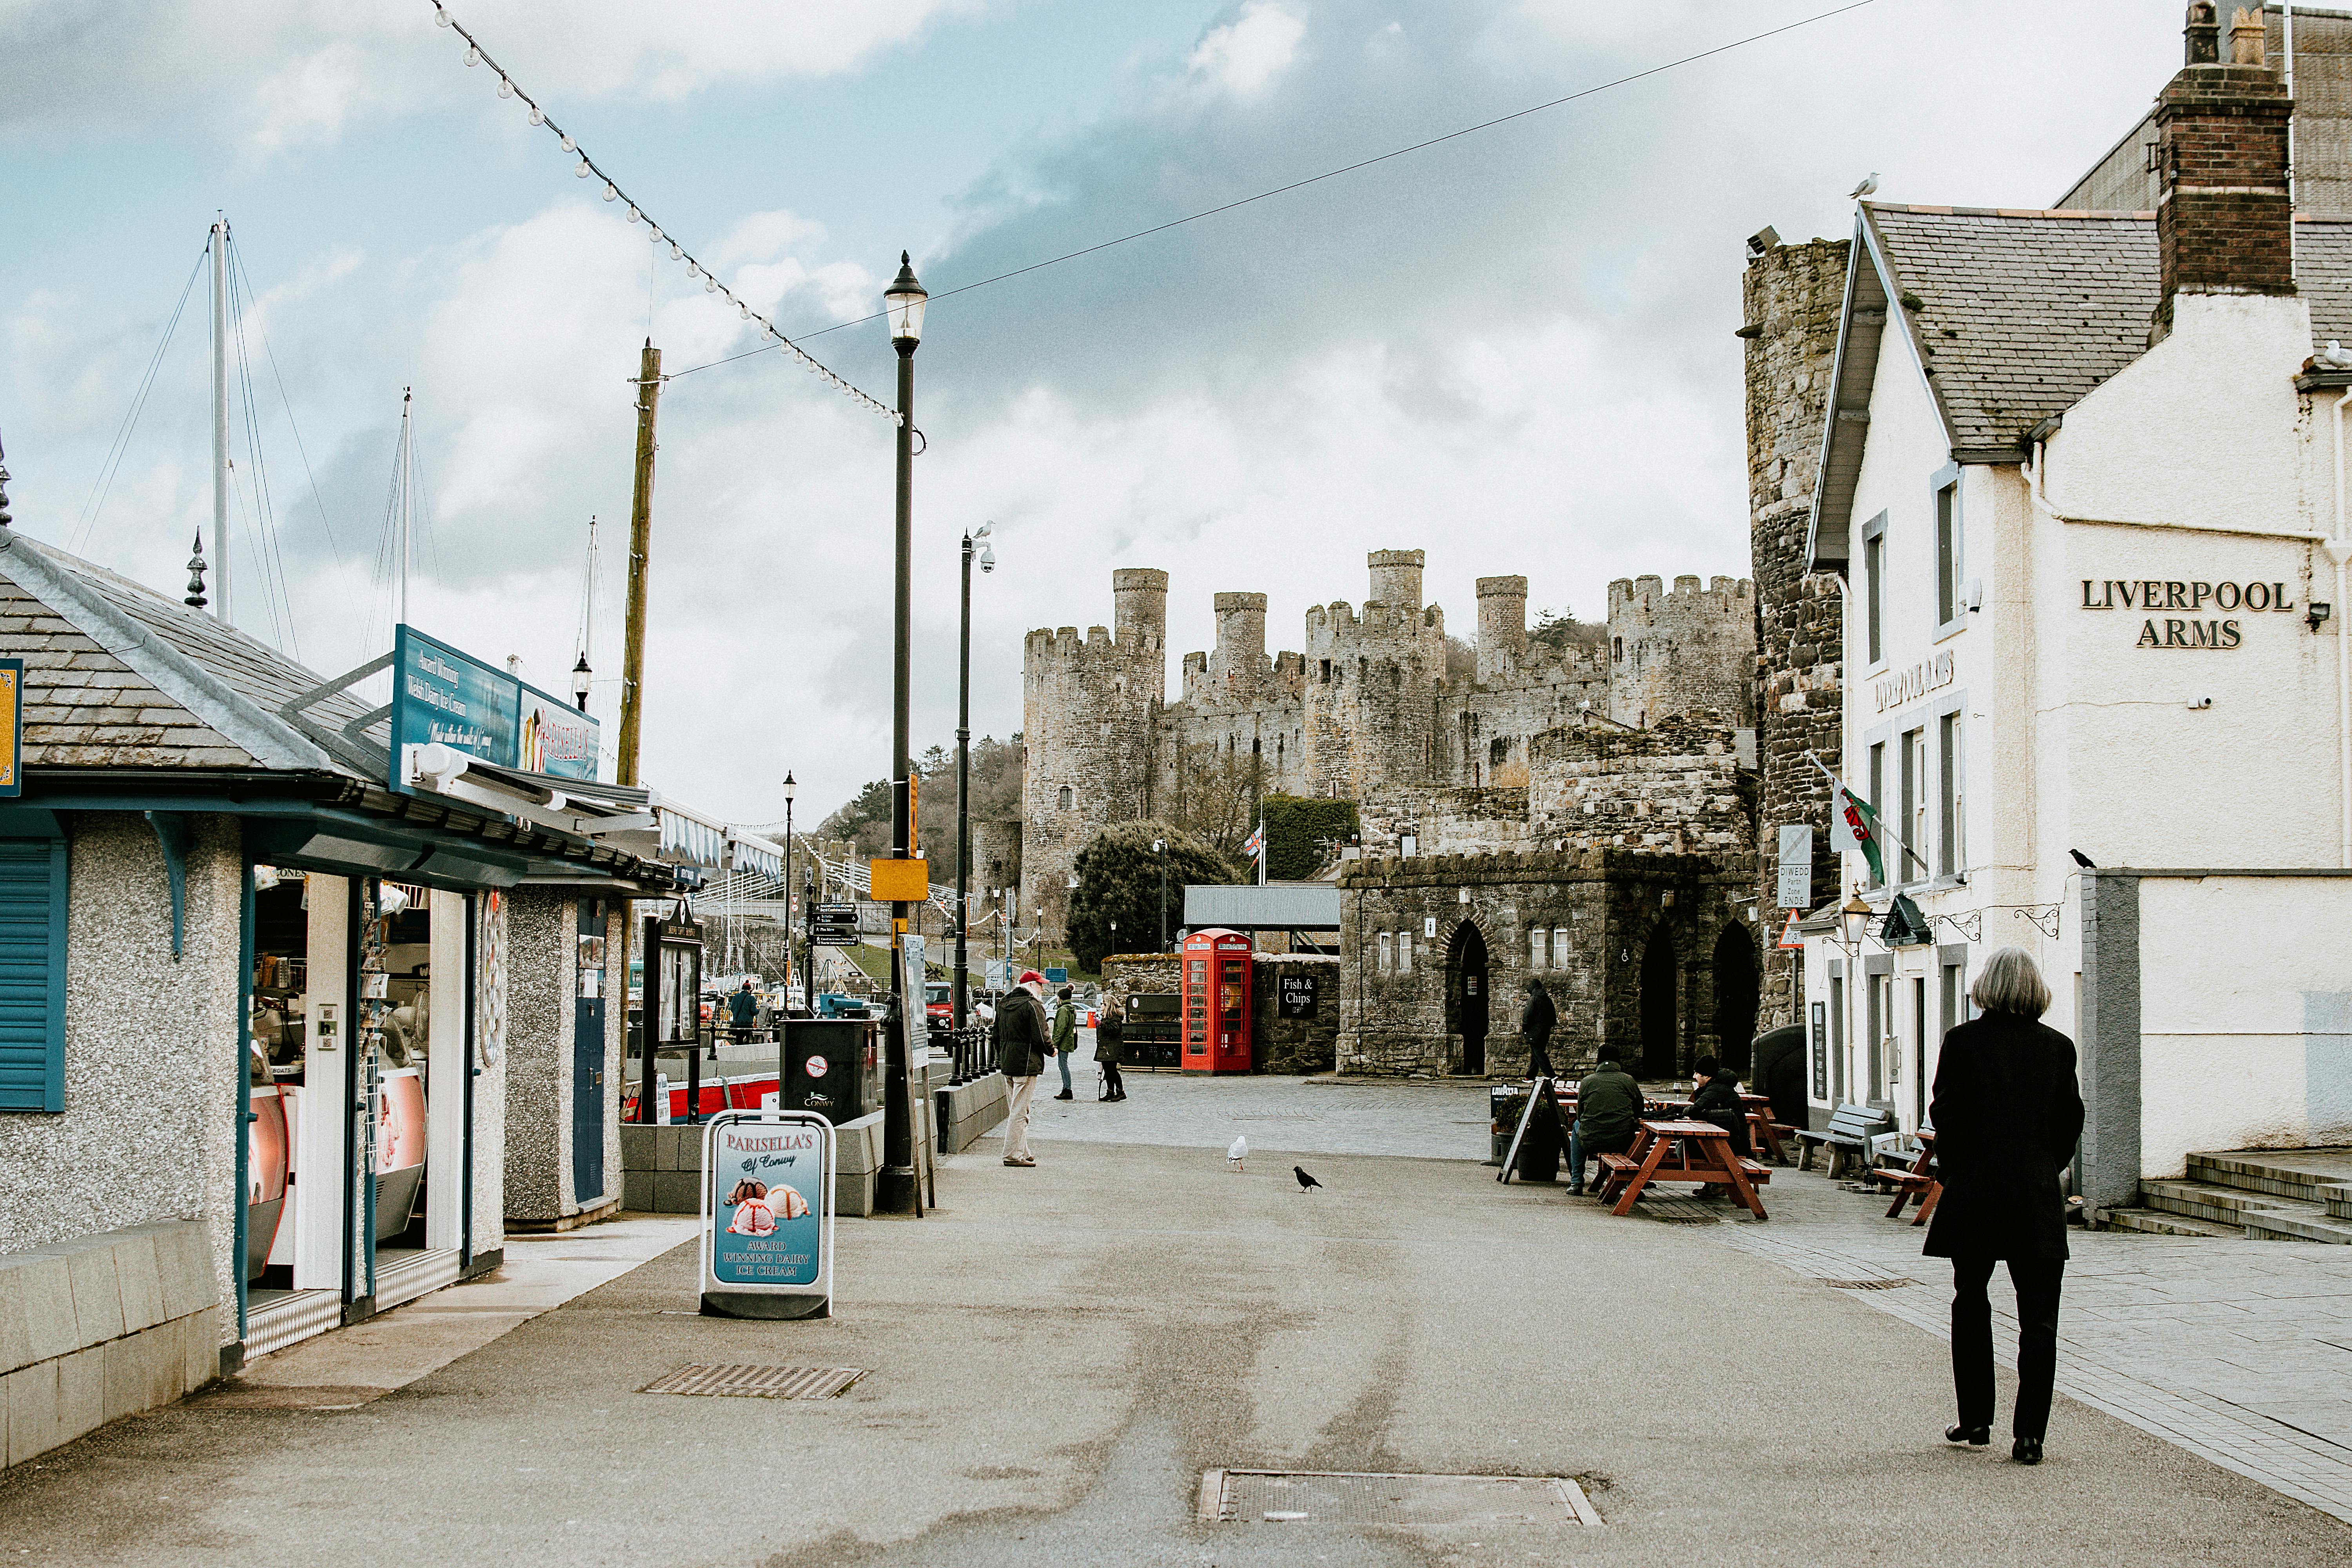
[{"x1": 424, "y1": 0, "x2": 901, "y2": 425}]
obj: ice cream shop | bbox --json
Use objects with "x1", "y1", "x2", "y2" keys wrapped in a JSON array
[{"x1": 0, "y1": 532, "x2": 681, "y2": 1467}]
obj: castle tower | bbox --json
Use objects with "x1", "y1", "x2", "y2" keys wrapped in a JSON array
[
  {"x1": 1605, "y1": 573, "x2": 1756, "y2": 730},
  {"x1": 1021, "y1": 568, "x2": 1169, "y2": 941},
  {"x1": 1475, "y1": 575, "x2": 1528, "y2": 684},
  {"x1": 1744, "y1": 232, "x2": 1849, "y2": 1030},
  {"x1": 1208, "y1": 591, "x2": 1267, "y2": 695},
  {"x1": 1367, "y1": 549, "x2": 1424, "y2": 610}
]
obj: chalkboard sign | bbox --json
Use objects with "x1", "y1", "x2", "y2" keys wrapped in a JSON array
[{"x1": 1277, "y1": 973, "x2": 1321, "y2": 1019}]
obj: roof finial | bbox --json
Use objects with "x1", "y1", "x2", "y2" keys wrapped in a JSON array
[{"x1": 183, "y1": 530, "x2": 209, "y2": 609}]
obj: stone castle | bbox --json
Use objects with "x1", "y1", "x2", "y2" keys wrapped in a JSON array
[{"x1": 1016, "y1": 551, "x2": 1756, "y2": 941}]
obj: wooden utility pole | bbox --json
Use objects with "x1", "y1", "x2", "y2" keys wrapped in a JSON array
[{"x1": 618, "y1": 339, "x2": 662, "y2": 786}]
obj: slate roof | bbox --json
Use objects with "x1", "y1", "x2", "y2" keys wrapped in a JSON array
[{"x1": 0, "y1": 532, "x2": 367, "y2": 773}]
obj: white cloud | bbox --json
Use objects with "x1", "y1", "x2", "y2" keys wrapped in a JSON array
[{"x1": 1186, "y1": 2, "x2": 1306, "y2": 101}]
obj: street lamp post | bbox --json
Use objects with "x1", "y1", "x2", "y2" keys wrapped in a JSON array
[
  {"x1": 953, "y1": 523, "x2": 995, "y2": 1086},
  {"x1": 1154, "y1": 837, "x2": 1168, "y2": 951},
  {"x1": 781, "y1": 772, "x2": 797, "y2": 1000},
  {"x1": 878, "y1": 252, "x2": 928, "y2": 1217}
]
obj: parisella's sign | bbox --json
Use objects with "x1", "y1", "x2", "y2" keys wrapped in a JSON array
[{"x1": 2080, "y1": 578, "x2": 2298, "y2": 648}]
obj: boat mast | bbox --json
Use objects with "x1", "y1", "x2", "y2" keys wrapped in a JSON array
[{"x1": 209, "y1": 217, "x2": 230, "y2": 622}]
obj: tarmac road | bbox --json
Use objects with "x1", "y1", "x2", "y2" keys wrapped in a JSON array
[{"x1": 4, "y1": 1140, "x2": 2348, "y2": 1567}]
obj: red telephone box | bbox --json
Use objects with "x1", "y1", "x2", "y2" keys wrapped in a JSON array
[{"x1": 1181, "y1": 928, "x2": 1254, "y2": 1074}]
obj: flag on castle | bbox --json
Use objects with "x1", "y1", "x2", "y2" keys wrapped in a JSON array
[
  {"x1": 1809, "y1": 754, "x2": 1885, "y2": 887},
  {"x1": 1244, "y1": 818, "x2": 1267, "y2": 884}
]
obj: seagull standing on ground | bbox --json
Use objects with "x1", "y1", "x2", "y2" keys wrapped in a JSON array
[
  {"x1": 1850, "y1": 172, "x2": 1880, "y2": 200},
  {"x1": 1228, "y1": 1134, "x2": 1248, "y2": 1174}
]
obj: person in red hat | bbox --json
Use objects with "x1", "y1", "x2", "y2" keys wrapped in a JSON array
[{"x1": 994, "y1": 970, "x2": 1053, "y2": 1167}]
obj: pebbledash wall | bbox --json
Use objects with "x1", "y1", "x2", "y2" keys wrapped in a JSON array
[{"x1": 1019, "y1": 550, "x2": 1756, "y2": 943}]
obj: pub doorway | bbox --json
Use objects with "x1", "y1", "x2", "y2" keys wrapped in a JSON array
[
  {"x1": 1449, "y1": 922, "x2": 1490, "y2": 1076},
  {"x1": 1639, "y1": 926, "x2": 1679, "y2": 1079}
]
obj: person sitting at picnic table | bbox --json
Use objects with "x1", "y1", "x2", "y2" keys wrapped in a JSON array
[
  {"x1": 1688, "y1": 1054, "x2": 1752, "y2": 1197},
  {"x1": 1566, "y1": 1045, "x2": 1643, "y2": 1197}
]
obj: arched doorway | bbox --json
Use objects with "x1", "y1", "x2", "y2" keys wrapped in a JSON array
[
  {"x1": 1450, "y1": 922, "x2": 1490, "y2": 1076},
  {"x1": 1639, "y1": 926, "x2": 1678, "y2": 1079},
  {"x1": 1712, "y1": 922, "x2": 1760, "y2": 1075}
]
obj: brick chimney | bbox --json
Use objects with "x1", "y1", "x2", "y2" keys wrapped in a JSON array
[{"x1": 2152, "y1": 4, "x2": 2293, "y2": 341}]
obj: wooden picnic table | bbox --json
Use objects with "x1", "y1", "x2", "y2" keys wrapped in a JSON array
[
  {"x1": 1595, "y1": 1118, "x2": 1770, "y2": 1220},
  {"x1": 1864, "y1": 1129, "x2": 1941, "y2": 1225}
]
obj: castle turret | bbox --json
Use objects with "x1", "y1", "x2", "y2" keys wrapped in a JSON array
[
  {"x1": 1112, "y1": 567, "x2": 1168, "y2": 650},
  {"x1": 1209, "y1": 591, "x2": 1267, "y2": 693},
  {"x1": 1475, "y1": 576, "x2": 1528, "y2": 684},
  {"x1": 1367, "y1": 549, "x2": 1424, "y2": 611}
]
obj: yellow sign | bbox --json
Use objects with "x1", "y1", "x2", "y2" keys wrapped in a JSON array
[{"x1": 867, "y1": 857, "x2": 929, "y2": 903}]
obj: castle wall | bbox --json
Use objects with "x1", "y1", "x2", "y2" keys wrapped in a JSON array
[
  {"x1": 1743, "y1": 236, "x2": 1849, "y2": 1029},
  {"x1": 1606, "y1": 573, "x2": 1757, "y2": 728}
]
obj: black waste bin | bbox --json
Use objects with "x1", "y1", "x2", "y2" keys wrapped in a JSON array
[{"x1": 780, "y1": 1018, "x2": 884, "y2": 1125}]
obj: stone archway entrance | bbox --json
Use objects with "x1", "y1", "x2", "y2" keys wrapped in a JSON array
[
  {"x1": 1639, "y1": 926, "x2": 1679, "y2": 1080},
  {"x1": 1712, "y1": 922, "x2": 1760, "y2": 1076},
  {"x1": 1449, "y1": 922, "x2": 1490, "y2": 1076}
]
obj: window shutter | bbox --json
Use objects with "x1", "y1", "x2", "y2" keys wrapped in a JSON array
[{"x1": 0, "y1": 836, "x2": 67, "y2": 1112}]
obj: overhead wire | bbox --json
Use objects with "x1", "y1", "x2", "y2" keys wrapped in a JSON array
[
  {"x1": 424, "y1": 0, "x2": 901, "y2": 423},
  {"x1": 72, "y1": 245, "x2": 208, "y2": 554},
  {"x1": 668, "y1": 0, "x2": 1878, "y2": 376}
]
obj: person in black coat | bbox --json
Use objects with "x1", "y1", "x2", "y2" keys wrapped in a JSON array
[
  {"x1": 1519, "y1": 982, "x2": 1557, "y2": 1079},
  {"x1": 1924, "y1": 946, "x2": 2084, "y2": 1465}
]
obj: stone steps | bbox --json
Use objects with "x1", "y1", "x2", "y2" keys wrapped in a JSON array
[{"x1": 2118, "y1": 1148, "x2": 2352, "y2": 1245}]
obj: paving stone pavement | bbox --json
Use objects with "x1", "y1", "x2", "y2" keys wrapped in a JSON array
[{"x1": 1714, "y1": 1164, "x2": 2352, "y2": 1524}]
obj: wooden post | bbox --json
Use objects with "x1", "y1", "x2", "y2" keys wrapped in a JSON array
[{"x1": 618, "y1": 339, "x2": 661, "y2": 788}]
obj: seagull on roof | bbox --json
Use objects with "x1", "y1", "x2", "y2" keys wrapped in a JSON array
[{"x1": 1850, "y1": 172, "x2": 1880, "y2": 200}]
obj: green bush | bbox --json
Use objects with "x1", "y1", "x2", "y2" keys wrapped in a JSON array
[
  {"x1": 1067, "y1": 822, "x2": 1240, "y2": 969},
  {"x1": 1259, "y1": 795, "x2": 1360, "y2": 881}
]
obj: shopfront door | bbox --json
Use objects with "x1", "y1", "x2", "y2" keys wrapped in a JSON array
[{"x1": 573, "y1": 900, "x2": 607, "y2": 1202}]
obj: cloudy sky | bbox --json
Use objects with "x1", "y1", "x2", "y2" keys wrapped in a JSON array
[{"x1": 1, "y1": 0, "x2": 2183, "y2": 826}]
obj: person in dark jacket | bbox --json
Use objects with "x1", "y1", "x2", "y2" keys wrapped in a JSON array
[
  {"x1": 1520, "y1": 981, "x2": 1557, "y2": 1078},
  {"x1": 993, "y1": 973, "x2": 1051, "y2": 1167},
  {"x1": 1094, "y1": 1005, "x2": 1127, "y2": 1102},
  {"x1": 1925, "y1": 946, "x2": 2084, "y2": 1466},
  {"x1": 1567, "y1": 1046, "x2": 1644, "y2": 1197}
]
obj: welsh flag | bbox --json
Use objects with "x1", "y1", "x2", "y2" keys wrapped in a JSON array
[{"x1": 1811, "y1": 755, "x2": 1885, "y2": 885}]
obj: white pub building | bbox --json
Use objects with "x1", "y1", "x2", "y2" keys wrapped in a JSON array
[{"x1": 1795, "y1": 25, "x2": 2352, "y2": 1219}]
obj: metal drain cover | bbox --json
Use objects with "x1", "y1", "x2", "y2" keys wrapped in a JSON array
[
  {"x1": 641, "y1": 1364, "x2": 865, "y2": 1399},
  {"x1": 1198, "y1": 1470, "x2": 1601, "y2": 1528},
  {"x1": 1822, "y1": 1278, "x2": 1914, "y2": 1290}
]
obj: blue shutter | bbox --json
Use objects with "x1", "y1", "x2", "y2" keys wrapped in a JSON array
[{"x1": 0, "y1": 835, "x2": 67, "y2": 1111}]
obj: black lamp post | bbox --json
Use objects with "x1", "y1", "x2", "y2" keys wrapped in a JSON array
[
  {"x1": 877, "y1": 252, "x2": 927, "y2": 1216},
  {"x1": 952, "y1": 522, "x2": 995, "y2": 1084},
  {"x1": 1154, "y1": 837, "x2": 1168, "y2": 951},
  {"x1": 781, "y1": 771, "x2": 797, "y2": 1000}
]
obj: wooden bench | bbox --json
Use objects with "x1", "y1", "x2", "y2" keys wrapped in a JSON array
[{"x1": 1793, "y1": 1103, "x2": 1893, "y2": 1178}]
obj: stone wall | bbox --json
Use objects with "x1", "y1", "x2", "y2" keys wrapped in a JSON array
[
  {"x1": 1337, "y1": 848, "x2": 1753, "y2": 1079},
  {"x1": 1743, "y1": 235, "x2": 1849, "y2": 1030}
]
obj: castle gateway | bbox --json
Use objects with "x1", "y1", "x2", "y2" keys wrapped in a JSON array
[{"x1": 1015, "y1": 550, "x2": 1765, "y2": 1078}]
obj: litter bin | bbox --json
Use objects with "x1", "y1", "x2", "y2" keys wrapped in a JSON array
[{"x1": 780, "y1": 1018, "x2": 884, "y2": 1125}]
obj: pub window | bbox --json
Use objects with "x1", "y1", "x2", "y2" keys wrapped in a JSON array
[
  {"x1": 1935, "y1": 480, "x2": 1962, "y2": 625},
  {"x1": 1530, "y1": 929, "x2": 1548, "y2": 972},
  {"x1": 1938, "y1": 711, "x2": 1962, "y2": 878},
  {"x1": 1378, "y1": 931, "x2": 1394, "y2": 973},
  {"x1": 1862, "y1": 510, "x2": 1887, "y2": 666},
  {"x1": 1900, "y1": 728, "x2": 1926, "y2": 884},
  {"x1": 1866, "y1": 742, "x2": 1887, "y2": 887}
]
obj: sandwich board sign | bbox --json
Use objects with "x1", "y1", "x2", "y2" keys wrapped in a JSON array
[{"x1": 700, "y1": 1109, "x2": 836, "y2": 1320}]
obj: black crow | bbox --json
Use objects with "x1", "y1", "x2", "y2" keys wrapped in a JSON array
[{"x1": 1294, "y1": 1166, "x2": 1321, "y2": 1191}]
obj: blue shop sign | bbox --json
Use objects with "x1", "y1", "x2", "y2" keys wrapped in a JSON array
[{"x1": 390, "y1": 625, "x2": 599, "y2": 791}]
